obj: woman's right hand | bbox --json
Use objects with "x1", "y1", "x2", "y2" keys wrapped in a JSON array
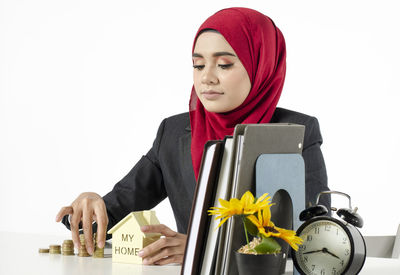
[{"x1": 55, "y1": 192, "x2": 108, "y2": 255}]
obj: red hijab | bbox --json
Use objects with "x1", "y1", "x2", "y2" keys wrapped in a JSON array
[{"x1": 190, "y1": 7, "x2": 286, "y2": 180}]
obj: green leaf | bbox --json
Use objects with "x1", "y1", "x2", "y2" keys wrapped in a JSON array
[
  {"x1": 243, "y1": 217, "x2": 259, "y2": 237},
  {"x1": 254, "y1": 237, "x2": 281, "y2": 254}
]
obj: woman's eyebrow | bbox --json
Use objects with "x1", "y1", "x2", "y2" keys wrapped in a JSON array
[{"x1": 192, "y1": 51, "x2": 236, "y2": 58}]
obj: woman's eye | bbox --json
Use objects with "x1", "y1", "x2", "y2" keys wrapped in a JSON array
[
  {"x1": 193, "y1": 65, "x2": 205, "y2": 70},
  {"x1": 218, "y1": 63, "x2": 233, "y2": 69}
]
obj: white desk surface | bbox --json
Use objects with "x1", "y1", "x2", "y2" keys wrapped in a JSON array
[{"x1": 1, "y1": 231, "x2": 399, "y2": 275}]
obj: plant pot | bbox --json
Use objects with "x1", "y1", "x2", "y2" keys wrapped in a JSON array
[{"x1": 234, "y1": 250, "x2": 286, "y2": 275}]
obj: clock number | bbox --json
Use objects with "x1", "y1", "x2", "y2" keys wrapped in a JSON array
[
  {"x1": 342, "y1": 237, "x2": 347, "y2": 244},
  {"x1": 345, "y1": 249, "x2": 350, "y2": 256},
  {"x1": 336, "y1": 228, "x2": 339, "y2": 235},
  {"x1": 324, "y1": 225, "x2": 331, "y2": 231},
  {"x1": 311, "y1": 265, "x2": 316, "y2": 271},
  {"x1": 314, "y1": 227, "x2": 320, "y2": 234},
  {"x1": 307, "y1": 235, "x2": 312, "y2": 242},
  {"x1": 332, "y1": 267, "x2": 337, "y2": 275},
  {"x1": 340, "y1": 260, "x2": 344, "y2": 267},
  {"x1": 320, "y1": 269, "x2": 325, "y2": 275}
]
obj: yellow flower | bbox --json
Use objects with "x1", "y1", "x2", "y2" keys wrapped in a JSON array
[
  {"x1": 208, "y1": 191, "x2": 272, "y2": 229},
  {"x1": 247, "y1": 207, "x2": 303, "y2": 251}
]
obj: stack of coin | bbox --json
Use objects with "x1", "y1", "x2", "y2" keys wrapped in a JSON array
[
  {"x1": 49, "y1": 245, "x2": 61, "y2": 254},
  {"x1": 92, "y1": 233, "x2": 104, "y2": 258},
  {"x1": 62, "y1": 240, "x2": 74, "y2": 256},
  {"x1": 78, "y1": 234, "x2": 90, "y2": 257}
]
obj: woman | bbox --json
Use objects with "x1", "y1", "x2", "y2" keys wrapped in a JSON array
[{"x1": 56, "y1": 7, "x2": 329, "y2": 265}]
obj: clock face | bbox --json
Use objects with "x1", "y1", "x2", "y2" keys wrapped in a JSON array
[{"x1": 294, "y1": 219, "x2": 352, "y2": 275}]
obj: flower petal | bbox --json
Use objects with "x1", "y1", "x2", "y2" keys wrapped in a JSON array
[
  {"x1": 255, "y1": 193, "x2": 270, "y2": 204},
  {"x1": 219, "y1": 199, "x2": 230, "y2": 208},
  {"x1": 274, "y1": 226, "x2": 304, "y2": 250},
  {"x1": 241, "y1": 191, "x2": 254, "y2": 204},
  {"x1": 247, "y1": 215, "x2": 261, "y2": 228},
  {"x1": 216, "y1": 216, "x2": 230, "y2": 229},
  {"x1": 262, "y1": 207, "x2": 272, "y2": 227}
]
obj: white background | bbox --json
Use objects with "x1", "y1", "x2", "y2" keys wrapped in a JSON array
[{"x1": 1, "y1": 0, "x2": 399, "y2": 237}]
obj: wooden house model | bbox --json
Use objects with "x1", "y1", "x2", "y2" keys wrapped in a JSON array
[{"x1": 107, "y1": 210, "x2": 161, "y2": 264}]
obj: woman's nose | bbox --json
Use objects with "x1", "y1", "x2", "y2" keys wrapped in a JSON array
[{"x1": 201, "y1": 67, "x2": 218, "y2": 85}]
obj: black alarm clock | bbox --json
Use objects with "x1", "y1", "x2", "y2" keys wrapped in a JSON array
[{"x1": 292, "y1": 191, "x2": 366, "y2": 275}]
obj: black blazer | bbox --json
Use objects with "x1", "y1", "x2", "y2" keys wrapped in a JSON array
[{"x1": 99, "y1": 107, "x2": 330, "y2": 235}]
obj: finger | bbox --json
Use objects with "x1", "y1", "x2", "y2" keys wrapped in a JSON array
[
  {"x1": 153, "y1": 254, "x2": 184, "y2": 265},
  {"x1": 139, "y1": 236, "x2": 182, "y2": 259},
  {"x1": 93, "y1": 203, "x2": 108, "y2": 249},
  {"x1": 142, "y1": 245, "x2": 182, "y2": 265},
  {"x1": 70, "y1": 211, "x2": 82, "y2": 250},
  {"x1": 82, "y1": 208, "x2": 94, "y2": 255},
  {"x1": 141, "y1": 224, "x2": 176, "y2": 237},
  {"x1": 55, "y1": 206, "x2": 73, "y2": 222}
]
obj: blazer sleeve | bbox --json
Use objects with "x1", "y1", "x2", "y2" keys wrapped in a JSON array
[
  {"x1": 102, "y1": 119, "x2": 168, "y2": 232},
  {"x1": 62, "y1": 119, "x2": 168, "y2": 237},
  {"x1": 302, "y1": 116, "x2": 331, "y2": 210}
]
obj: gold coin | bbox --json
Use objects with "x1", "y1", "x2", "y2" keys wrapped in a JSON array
[
  {"x1": 78, "y1": 253, "x2": 90, "y2": 257},
  {"x1": 39, "y1": 248, "x2": 50, "y2": 253},
  {"x1": 93, "y1": 245, "x2": 104, "y2": 258},
  {"x1": 49, "y1": 250, "x2": 61, "y2": 254}
]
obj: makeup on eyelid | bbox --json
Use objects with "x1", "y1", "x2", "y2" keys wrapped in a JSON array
[
  {"x1": 192, "y1": 58, "x2": 234, "y2": 68},
  {"x1": 218, "y1": 57, "x2": 234, "y2": 64}
]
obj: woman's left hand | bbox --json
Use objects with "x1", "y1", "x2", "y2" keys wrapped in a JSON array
[{"x1": 138, "y1": 224, "x2": 187, "y2": 265}]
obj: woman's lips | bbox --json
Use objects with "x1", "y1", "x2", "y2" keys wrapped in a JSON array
[{"x1": 201, "y1": 90, "x2": 223, "y2": 100}]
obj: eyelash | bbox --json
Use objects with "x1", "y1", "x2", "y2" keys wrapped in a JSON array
[
  {"x1": 219, "y1": 64, "x2": 233, "y2": 69},
  {"x1": 193, "y1": 64, "x2": 234, "y2": 70},
  {"x1": 193, "y1": 65, "x2": 205, "y2": 70}
]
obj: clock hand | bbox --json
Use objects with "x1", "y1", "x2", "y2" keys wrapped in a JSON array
[
  {"x1": 302, "y1": 249, "x2": 323, "y2": 255},
  {"x1": 323, "y1": 248, "x2": 341, "y2": 260}
]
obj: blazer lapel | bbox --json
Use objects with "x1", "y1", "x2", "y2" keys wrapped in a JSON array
[{"x1": 179, "y1": 125, "x2": 196, "y2": 197}]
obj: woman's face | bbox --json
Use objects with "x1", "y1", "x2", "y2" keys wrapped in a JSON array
[{"x1": 193, "y1": 31, "x2": 251, "y2": 113}]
